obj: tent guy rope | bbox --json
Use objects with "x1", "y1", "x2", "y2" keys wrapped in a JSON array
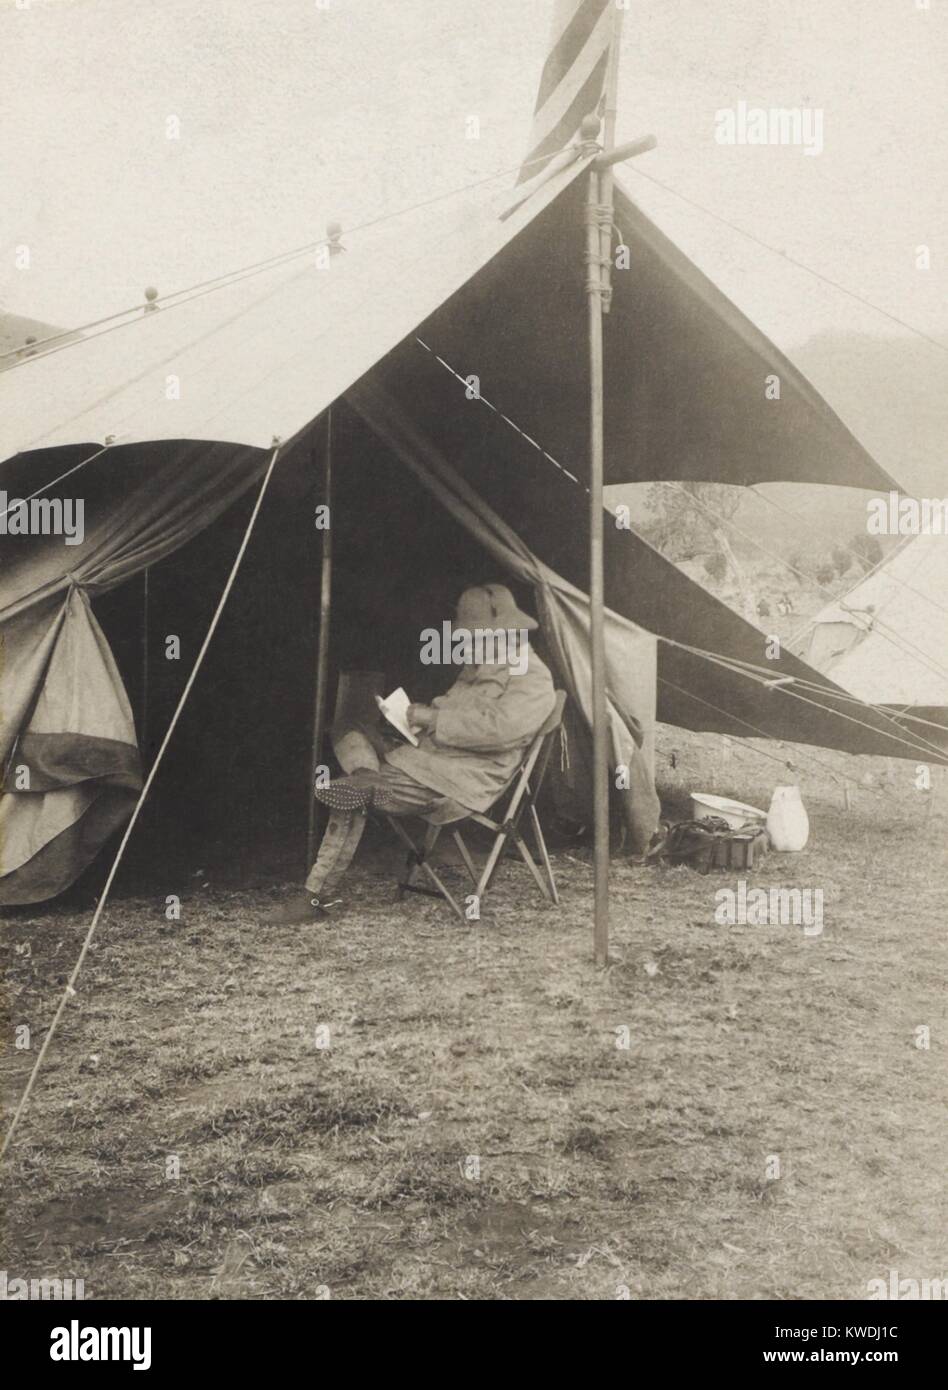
[
  {"x1": 412, "y1": 335, "x2": 948, "y2": 761},
  {"x1": 0, "y1": 147, "x2": 579, "y2": 369},
  {"x1": 621, "y1": 165, "x2": 948, "y2": 360},
  {"x1": 0, "y1": 439, "x2": 284, "y2": 1161},
  {"x1": 662, "y1": 482, "x2": 948, "y2": 691},
  {"x1": 0, "y1": 443, "x2": 113, "y2": 530},
  {"x1": 415, "y1": 334, "x2": 946, "y2": 674},
  {"x1": 656, "y1": 677, "x2": 908, "y2": 799},
  {"x1": 750, "y1": 487, "x2": 948, "y2": 623},
  {"x1": 659, "y1": 637, "x2": 948, "y2": 765}
]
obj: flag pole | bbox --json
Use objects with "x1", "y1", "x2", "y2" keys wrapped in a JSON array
[
  {"x1": 307, "y1": 405, "x2": 334, "y2": 870},
  {"x1": 584, "y1": 152, "x2": 610, "y2": 967},
  {"x1": 599, "y1": 4, "x2": 624, "y2": 313},
  {"x1": 584, "y1": 6, "x2": 624, "y2": 967}
]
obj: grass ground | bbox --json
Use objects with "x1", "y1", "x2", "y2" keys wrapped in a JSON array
[{"x1": 1, "y1": 727, "x2": 945, "y2": 1300}]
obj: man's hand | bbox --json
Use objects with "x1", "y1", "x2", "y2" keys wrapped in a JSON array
[{"x1": 406, "y1": 703, "x2": 436, "y2": 731}]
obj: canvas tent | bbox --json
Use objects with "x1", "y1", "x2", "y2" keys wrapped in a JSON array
[
  {"x1": 1, "y1": 155, "x2": 941, "y2": 905},
  {"x1": 792, "y1": 533, "x2": 948, "y2": 742}
]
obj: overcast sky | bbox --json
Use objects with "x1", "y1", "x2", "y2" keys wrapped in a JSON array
[{"x1": 2, "y1": 0, "x2": 946, "y2": 360}]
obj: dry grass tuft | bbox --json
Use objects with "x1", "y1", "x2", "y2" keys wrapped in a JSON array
[{"x1": 2, "y1": 727, "x2": 945, "y2": 1299}]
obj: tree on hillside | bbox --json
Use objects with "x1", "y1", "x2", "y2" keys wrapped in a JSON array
[
  {"x1": 851, "y1": 533, "x2": 884, "y2": 574},
  {"x1": 644, "y1": 482, "x2": 743, "y2": 562},
  {"x1": 703, "y1": 550, "x2": 727, "y2": 583},
  {"x1": 831, "y1": 544, "x2": 850, "y2": 578}
]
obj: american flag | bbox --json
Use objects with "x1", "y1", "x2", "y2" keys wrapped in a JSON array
[{"x1": 518, "y1": 0, "x2": 620, "y2": 183}]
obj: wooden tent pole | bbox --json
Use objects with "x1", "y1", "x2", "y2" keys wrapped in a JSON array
[
  {"x1": 585, "y1": 158, "x2": 611, "y2": 967},
  {"x1": 141, "y1": 566, "x2": 150, "y2": 763},
  {"x1": 306, "y1": 406, "x2": 334, "y2": 870},
  {"x1": 585, "y1": 11, "x2": 624, "y2": 967}
]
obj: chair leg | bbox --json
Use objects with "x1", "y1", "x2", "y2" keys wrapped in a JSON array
[
  {"x1": 470, "y1": 802, "x2": 542, "y2": 904},
  {"x1": 385, "y1": 816, "x2": 465, "y2": 922},
  {"x1": 381, "y1": 759, "x2": 561, "y2": 920},
  {"x1": 528, "y1": 802, "x2": 559, "y2": 905},
  {"x1": 472, "y1": 831, "x2": 508, "y2": 906},
  {"x1": 386, "y1": 814, "x2": 421, "y2": 889},
  {"x1": 452, "y1": 830, "x2": 479, "y2": 885},
  {"x1": 470, "y1": 805, "x2": 556, "y2": 908},
  {"x1": 509, "y1": 828, "x2": 556, "y2": 903},
  {"x1": 394, "y1": 819, "x2": 440, "y2": 889},
  {"x1": 413, "y1": 857, "x2": 466, "y2": 921}
]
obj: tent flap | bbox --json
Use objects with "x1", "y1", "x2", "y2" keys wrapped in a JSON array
[
  {"x1": 2, "y1": 174, "x2": 898, "y2": 495},
  {"x1": 793, "y1": 534, "x2": 948, "y2": 710},
  {"x1": 0, "y1": 588, "x2": 140, "y2": 902},
  {"x1": 348, "y1": 379, "x2": 661, "y2": 852},
  {"x1": 0, "y1": 439, "x2": 268, "y2": 904}
]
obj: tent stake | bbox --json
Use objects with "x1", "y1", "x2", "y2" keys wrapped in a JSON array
[{"x1": 307, "y1": 407, "x2": 334, "y2": 870}]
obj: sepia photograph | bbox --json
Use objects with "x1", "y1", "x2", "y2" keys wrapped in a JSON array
[{"x1": 1, "y1": 0, "x2": 945, "y2": 1345}]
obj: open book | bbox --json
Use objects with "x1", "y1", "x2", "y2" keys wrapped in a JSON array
[{"x1": 375, "y1": 686, "x2": 419, "y2": 746}]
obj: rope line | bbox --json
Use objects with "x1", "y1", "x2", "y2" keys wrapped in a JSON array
[
  {"x1": 691, "y1": 656, "x2": 948, "y2": 737},
  {"x1": 666, "y1": 632, "x2": 948, "y2": 736},
  {"x1": 749, "y1": 484, "x2": 948, "y2": 623},
  {"x1": 0, "y1": 441, "x2": 283, "y2": 1162},
  {"x1": 786, "y1": 533, "x2": 922, "y2": 648},
  {"x1": 0, "y1": 147, "x2": 580, "y2": 369},
  {"x1": 663, "y1": 482, "x2": 948, "y2": 693},
  {"x1": 414, "y1": 337, "x2": 948, "y2": 762},
  {"x1": 417, "y1": 337, "x2": 948, "y2": 692},
  {"x1": 621, "y1": 164, "x2": 948, "y2": 359},
  {"x1": 657, "y1": 676, "x2": 891, "y2": 800},
  {"x1": 657, "y1": 634, "x2": 948, "y2": 764},
  {"x1": 752, "y1": 668, "x2": 947, "y2": 764},
  {"x1": 0, "y1": 443, "x2": 113, "y2": 523}
]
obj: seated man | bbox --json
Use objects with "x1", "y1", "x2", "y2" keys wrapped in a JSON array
[{"x1": 263, "y1": 584, "x2": 556, "y2": 924}]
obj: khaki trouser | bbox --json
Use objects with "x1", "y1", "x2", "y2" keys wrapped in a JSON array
[{"x1": 304, "y1": 724, "x2": 458, "y2": 896}]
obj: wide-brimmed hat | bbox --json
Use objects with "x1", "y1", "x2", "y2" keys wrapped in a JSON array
[{"x1": 455, "y1": 584, "x2": 538, "y2": 631}]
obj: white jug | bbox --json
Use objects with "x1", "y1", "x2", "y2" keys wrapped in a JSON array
[{"x1": 766, "y1": 785, "x2": 809, "y2": 851}]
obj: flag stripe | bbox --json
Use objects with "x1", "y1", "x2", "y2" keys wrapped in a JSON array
[
  {"x1": 518, "y1": 49, "x2": 610, "y2": 182},
  {"x1": 517, "y1": 0, "x2": 614, "y2": 184},
  {"x1": 534, "y1": 0, "x2": 611, "y2": 112},
  {"x1": 527, "y1": 6, "x2": 614, "y2": 154}
]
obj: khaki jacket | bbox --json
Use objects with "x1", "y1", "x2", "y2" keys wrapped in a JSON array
[{"x1": 385, "y1": 650, "x2": 556, "y2": 812}]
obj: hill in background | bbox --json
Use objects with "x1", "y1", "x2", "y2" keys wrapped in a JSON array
[{"x1": 606, "y1": 328, "x2": 947, "y2": 630}]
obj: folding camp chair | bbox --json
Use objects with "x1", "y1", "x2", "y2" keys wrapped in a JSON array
[{"x1": 384, "y1": 690, "x2": 566, "y2": 921}]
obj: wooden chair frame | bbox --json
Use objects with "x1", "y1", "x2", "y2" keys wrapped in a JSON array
[{"x1": 383, "y1": 692, "x2": 565, "y2": 922}]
